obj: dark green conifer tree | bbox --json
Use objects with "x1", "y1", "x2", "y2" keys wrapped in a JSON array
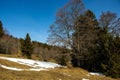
[
  {"x1": 0, "y1": 21, "x2": 4, "y2": 37},
  {"x1": 22, "y1": 33, "x2": 33, "y2": 58},
  {"x1": 98, "y1": 11, "x2": 120, "y2": 78},
  {"x1": 72, "y1": 10, "x2": 99, "y2": 71}
]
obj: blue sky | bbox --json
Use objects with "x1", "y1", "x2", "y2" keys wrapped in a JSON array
[{"x1": 0, "y1": 0, "x2": 120, "y2": 43}]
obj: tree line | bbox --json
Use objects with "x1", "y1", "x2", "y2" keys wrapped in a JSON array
[
  {"x1": 0, "y1": 20, "x2": 70, "y2": 66},
  {"x1": 47, "y1": 0, "x2": 120, "y2": 78},
  {"x1": 0, "y1": 0, "x2": 120, "y2": 78}
]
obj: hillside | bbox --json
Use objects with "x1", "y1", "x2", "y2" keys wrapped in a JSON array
[{"x1": 0, "y1": 55, "x2": 117, "y2": 80}]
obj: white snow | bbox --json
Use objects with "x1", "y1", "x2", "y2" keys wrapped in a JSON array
[
  {"x1": 0, "y1": 56, "x2": 61, "y2": 71},
  {"x1": 89, "y1": 72, "x2": 103, "y2": 76},
  {"x1": 86, "y1": 72, "x2": 103, "y2": 76},
  {"x1": 0, "y1": 64, "x2": 24, "y2": 71},
  {"x1": 0, "y1": 64, "x2": 46, "y2": 71}
]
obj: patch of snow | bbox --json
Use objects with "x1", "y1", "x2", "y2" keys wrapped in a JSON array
[
  {"x1": 0, "y1": 56, "x2": 61, "y2": 71},
  {"x1": 28, "y1": 68, "x2": 46, "y2": 71},
  {"x1": 82, "y1": 78, "x2": 89, "y2": 80},
  {"x1": 0, "y1": 64, "x2": 24, "y2": 71},
  {"x1": 0, "y1": 64, "x2": 47, "y2": 71},
  {"x1": 89, "y1": 72, "x2": 103, "y2": 76},
  {"x1": 0, "y1": 57, "x2": 61, "y2": 68}
]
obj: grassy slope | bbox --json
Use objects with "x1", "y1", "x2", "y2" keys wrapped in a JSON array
[
  {"x1": 0, "y1": 55, "x2": 118, "y2": 80},
  {"x1": 0, "y1": 68, "x2": 117, "y2": 80},
  {"x1": 0, "y1": 59, "x2": 32, "y2": 69}
]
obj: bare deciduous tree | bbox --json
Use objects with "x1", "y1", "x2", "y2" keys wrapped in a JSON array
[
  {"x1": 0, "y1": 35, "x2": 21, "y2": 54},
  {"x1": 99, "y1": 11, "x2": 120, "y2": 36},
  {"x1": 47, "y1": 0, "x2": 85, "y2": 47}
]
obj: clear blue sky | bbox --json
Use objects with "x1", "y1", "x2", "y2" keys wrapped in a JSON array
[{"x1": 0, "y1": 0, "x2": 120, "y2": 43}]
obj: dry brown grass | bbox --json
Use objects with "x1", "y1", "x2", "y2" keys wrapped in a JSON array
[
  {"x1": 0, "y1": 54, "x2": 118, "y2": 80},
  {"x1": 0, "y1": 67, "x2": 118, "y2": 80},
  {"x1": 50, "y1": 68, "x2": 117, "y2": 80}
]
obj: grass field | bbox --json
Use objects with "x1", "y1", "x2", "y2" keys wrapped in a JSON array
[
  {"x1": 0, "y1": 54, "x2": 118, "y2": 80},
  {"x1": 0, "y1": 67, "x2": 117, "y2": 80}
]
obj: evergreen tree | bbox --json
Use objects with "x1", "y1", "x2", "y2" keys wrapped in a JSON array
[
  {"x1": 0, "y1": 20, "x2": 5, "y2": 54},
  {"x1": 21, "y1": 33, "x2": 33, "y2": 58},
  {"x1": 98, "y1": 11, "x2": 120, "y2": 78},
  {"x1": 0, "y1": 21, "x2": 4, "y2": 37},
  {"x1": 71, "y1": 10, "x2": 99, "y2": 71}
]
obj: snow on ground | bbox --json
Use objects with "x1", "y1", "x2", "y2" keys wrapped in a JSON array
[
  {"x1": 0, "y1": 56, "x2": 61, "y2": 71},
  {"x1": 0, "y1": 56, "x2": 103, "y2": 78},
  {"x1": 0, "y1": 64, "x2": 46, "y2": 71},
  {"x1": 89, "y1": 72, "x2": 103, "y2": 76},
  {"x1": 86, "y1": 72, "x2": 103, "y2": 77},
  {"x1": 0, "y1": 64, "x2": 25, "y2": 71}
]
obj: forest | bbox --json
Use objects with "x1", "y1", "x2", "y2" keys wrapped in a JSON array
[{"x1": 0, "y1": 0, "x2": 120, "y2": 79}]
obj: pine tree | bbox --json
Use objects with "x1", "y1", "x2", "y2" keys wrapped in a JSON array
[
  {"x1": 0, "y1": 21, "x2": 4, "y2": 37},
  {"x1": 98, "y1": 11, "x2": 120, "y2": 78},
  {"x1": 22, "y1": 33, "x2": 33, "y2": 58},
  {"x1": 71, "y1": 10, "x2": 99, "y2": 71}
]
